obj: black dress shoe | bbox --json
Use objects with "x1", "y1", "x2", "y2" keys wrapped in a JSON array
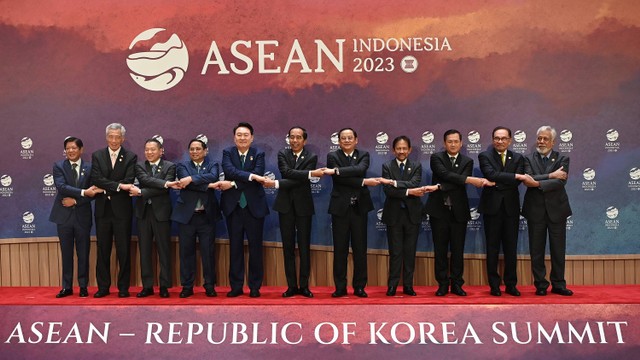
[
  {"x1": 79, "y1": 287, "x2": 88, "y2": 298},
  {"x1": 535, "y1": 288, "x2": 547, "y2": 296},
  {"x1": 159, "y1": 287, "x2": 169, "y2": 298},
  {"x1": 386, "y1": 286, "x2": 397, "y2": 296},
  {"x1": 94, "y1": 289, "x2": 110, "y2": 298},
  {"x1": 118, "y1": 291, "x2": 130, "y2": 298},
  {"x1": 137, "y1": 288, "x2": 154, "y2": 298},
  {"x1": 490, "y1": 288, "x2": 502, "y2": 296},
  {"x1": 227, "y1": 288, "x2": 243, "y2": 297},
  {"x1": 435, "y1": 285, "x2": 448, "y2": 296},
  {"x1": 551, "y1": 287, "x2": 573, "y2": 296},
  {"x1": 282, "y1": 287, "x2": 297, "y2": 298},
  {"x1": 249, "y1": 289, "x2": 261, "y2": 298},
  {"x1": 451, "y1": 285, "x2": 467, "y2": 296},
  {"x1": 403, "y1": 287, "x2": 417, "y2": 296},
  {"x1": 299, "y1": 288, "x2": 313, "y2": 298},
  {"x1": 331, "y1": 288, "x2": 347, "y2": 298},
  {"x1": 56, "y1": 289, "x2": 73, "y2": 298},
  {"x1": 180, "y1": 287, "x2": 194, "y2": 298},
  {"x1": 353, "y1": 288, "x2": 368, "y2": 298},
  {"x1": 205, "y1": 288, "x2": 218, "y2": 297},
  {"x1": 505, "y1": 286, "x2": 521, "y2": 296}
]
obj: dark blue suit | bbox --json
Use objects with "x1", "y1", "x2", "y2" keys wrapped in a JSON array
[
  {"x1": 221, "y1": 146, "x2": 269, "y2": 291},
  {"x1": 49, "y1": 159, "x2": 93, "y2": 290},
  {"x1": 171, "y1": 158, "x2": 222, "y2": 291}
]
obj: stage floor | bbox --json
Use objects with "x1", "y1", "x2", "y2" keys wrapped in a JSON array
[{"x1": 1, "y1": 285, "x2": 639, "y2": 306}]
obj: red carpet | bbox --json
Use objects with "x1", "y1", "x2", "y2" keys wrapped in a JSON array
[{"x1": 2, "y1": 285, "x2": 639, "y2": 306}]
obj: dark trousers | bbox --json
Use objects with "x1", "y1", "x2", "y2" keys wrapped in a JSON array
[
  {"x1": 528, "y1": 214, "x2": 567, "y2": 290},
  {"x1": 430, "y1": 212, "x2": 467, "y2": 287},
  {"x1": 483, "y1": 206, "x2": 519, "y2": 289},
  {"x1": 95, "y1": 203, "x2": 131, "y2": 292},
  {"x1": 332, "y1": 207, "x2": 368, "y2": 291},
  {"x1": 178, "y1": 212, "x2": 216, "y2": 290},
  {"x1": 138, "y1": 206, "x2": 172, "y2": 289},
  {"x1": 226, "y1": 206, "x2": 264, "y2": 291},
  {"x1": 386, "y1": 208, "x2": 419, "y2": 288},
  {"x1": 57, "y1": 216, "x2": 91, "y2": 289},
  {"x1": 279, "y1": 212, "x2": 312, "y2": 289}
]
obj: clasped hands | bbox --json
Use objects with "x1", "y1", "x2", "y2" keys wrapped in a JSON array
[
  {"x1": 516, "y1": 166, "x2": 567, "y2": 187},
  {"x1": 61, "y1": 185, "x2": 104, "y2": 207}
]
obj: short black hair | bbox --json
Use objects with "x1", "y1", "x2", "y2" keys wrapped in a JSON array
[
  {"x1": 145, "y1": 138, "x2": 163, "y2": 148},
  {"x1": 187, "y1": 138, "x2": 207, "y2": 149},
  {"x1": 392, "y1": 135, "x2": 411, "y2": 149},
  {"x1": 492, "y1": 126, "x2": 512, "y2": 138},
  {"x1": 234, "y1": 122, "x2": 254, "y2": 135},
  {"x1": 338, "y1": 127, "x2": 357, "y2": 139},
  {"x1": 443, "y1": 129, "x2": 462, "y2": 141},
  {"x1": 288, "y1": 126, "x2": 308, "y2": 140},
  {"x1": 63, "y1": 137, "x2": 83, "y2": 149}
]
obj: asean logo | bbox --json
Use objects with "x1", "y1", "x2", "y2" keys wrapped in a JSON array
[{"x1": 127, "y1": 28, "x2": 189, "y2": 91}]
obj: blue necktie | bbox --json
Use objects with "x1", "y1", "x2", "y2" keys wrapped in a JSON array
[{"x1": 239, "y1": 155, "x2": 247, "y2": 208}]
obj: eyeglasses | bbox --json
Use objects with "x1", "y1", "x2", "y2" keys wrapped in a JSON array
[{"x1": 493, "y1": 137, "x2": 511, "y2": 142}]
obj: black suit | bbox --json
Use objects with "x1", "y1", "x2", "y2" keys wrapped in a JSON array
[
  {"x1": 221, "y1": 146, "x2": 269, "y2": 291},
  {"x1": 273, "y1": 148, "x2": 317, "y2": 290},
  {"x1": 170, "y1": 158, "x2": 221, "y2": 292},
  {"x1": 424, "y1": 151, "x2": 472, "y2": 287},
  {"x1": 49, "y1": 159, "x2": 93, "y2": 290},
  {"x1": 134, "y1": 159, "x2": 176, "y2": 290},
  {"x1": 91, "y1": 147, "x2": 137, "y2": 293},
  {"x1": 522, "y1": 150, "x2": 572, "y2": 291},
  {"x1": 478, "y1": 147, "x2": 524, "y2": 290},
  {"x1": 327, "y1": 149, "x2": 374, "y2": 291},
  {"x1": 381, "y1": 158, "x2": 422, "y2": 289}
]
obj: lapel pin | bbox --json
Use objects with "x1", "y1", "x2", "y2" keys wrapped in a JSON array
[
  {"x1": 407, "y1": 168, "x2": 411, "y2": 171},
  {"x1": 455, "y1": 164, "x2": 459, "y2": 167},
  {"x1": 551, "y1": 158, "x2": 556, "y2": 162},
  {"x1": 250, "y1": 156, "x2": 254, "y2": 161},
  {"x1": 300, "y1": 156, "x2": 304, "y2": 160}
]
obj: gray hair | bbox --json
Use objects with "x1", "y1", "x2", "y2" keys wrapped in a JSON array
[
  {"x1": 536, "y1": 125, "x2": 556, "y2": 141},
  {"x1": 105, "y1": 123, "x2": 126, "y2": 137}
]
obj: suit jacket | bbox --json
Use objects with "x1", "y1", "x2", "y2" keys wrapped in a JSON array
[
  {"x1": 220, "y1": 146, "x2": 269, "y2": 218},
  {"x1": 273, "y1": 147, "x2": 317, "y2": 216},
  {"x1": 521, "y1": 150, "x2": 572, "y2": 223},
  {"x1": 134, "y1": 159, "x2": 176, "y2": 221},
  {"x1": 424, "y1": 151, "x2": 473, "y2": 222},
  {"x1": 381, "y1": 158, "x2": 423, "y2": 225},
  {"x1": 171, "y1": 158, "x2": 222, "y2": 224},
  {"x1": 90, "y1": 147, "x2": 137, "y2": 219},
  {"x1": 478, "y1": 147, "x2": 524, "y2": 216},
  {"x1": 326, "y1": 149, "x2": 374, "y2": 216},
  {"x1": 49, "y1": 159, "x2": 93, "y2": 226}
]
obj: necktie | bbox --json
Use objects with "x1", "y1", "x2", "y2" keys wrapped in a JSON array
[
  {"x1": 151, "y1": 164, "x2": 158, "y2": 175},
  {"x1": 239, "y1": 155, "x2": 247, "y2": 208},
  {"x1": 501, "y1": 152, "x2": 506, "y2": 167},
  {"x1": 450, "y1": 156, "x2": 456, "y2": 167},
  {"x1": 111, "y1": 152, "x2": 117, "y2": 167},
  {"x1": 71, "y1": 163, "x2": 79, "y2": 187},
  {"x1": 293, "y1": 153, "x2": 298, "y2": 164},
  {"x1": 399, "y1": 162, "x2": 405, "y2": 177},
  {"x1": 542, "y1": 156, "x2": 548, "y2": 166},
  {"x1": 194, "y1": 163, "x2": 203, "y2": 210}
]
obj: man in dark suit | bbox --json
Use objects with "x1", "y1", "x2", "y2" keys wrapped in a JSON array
[
  {"x1": 424, "y1": 129, "x2": 494, "y2": 297},
  {"x1": 220, "y1": 122, "x2": 270, "y2": 298},
  {"x1": 91, "y1": 123, "x2": 137, "y2": 298},
  {"x1": 171, "y1": 138, "x2": 222, "y2": 298},
  {"x1": 478, "y1": 126, "x2": 525, "y2": 297},
  {"x1": 127, "y1": 138, "x2": 179, "y2": 298},
  {"x1": 378, "y1": 136, "x2": 437, "y2": 297},
  {"x1": 264, "y1": 126, "x2": 324, "y2": 298},
  {"x1": 323, "y1": 128, "x2": 380, "y2": 298},
  {"x1": 49, "y1": 137, "x2": 102, "y2": 298},
  {"x1": 519, "y1": 125, "x2": 573, "y2": 296}
]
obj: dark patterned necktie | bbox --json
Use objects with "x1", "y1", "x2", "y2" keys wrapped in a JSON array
[
  {"x1": 239, "y1": 155, "x2": 247, "y2": 208},
  {"x1": 399, "y1": 162, "x2": 405, "y2": 177},
  {"x1": 71, "y1": 163, "x2": 79, "y2": 187}
]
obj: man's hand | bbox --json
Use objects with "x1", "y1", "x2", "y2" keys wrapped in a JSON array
[
  {"x1": 61, "y1": 197, "x2": 76, "y2": 207},
  {"x1": 178, "y1": 176, "x2": 193, "y2": 188},
  {"x1": 363, "y1": 178, "x2": 381, "y2": 187},
  {"x1": 549, "y1": 166, "x2": 567, "y2": 180}
]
